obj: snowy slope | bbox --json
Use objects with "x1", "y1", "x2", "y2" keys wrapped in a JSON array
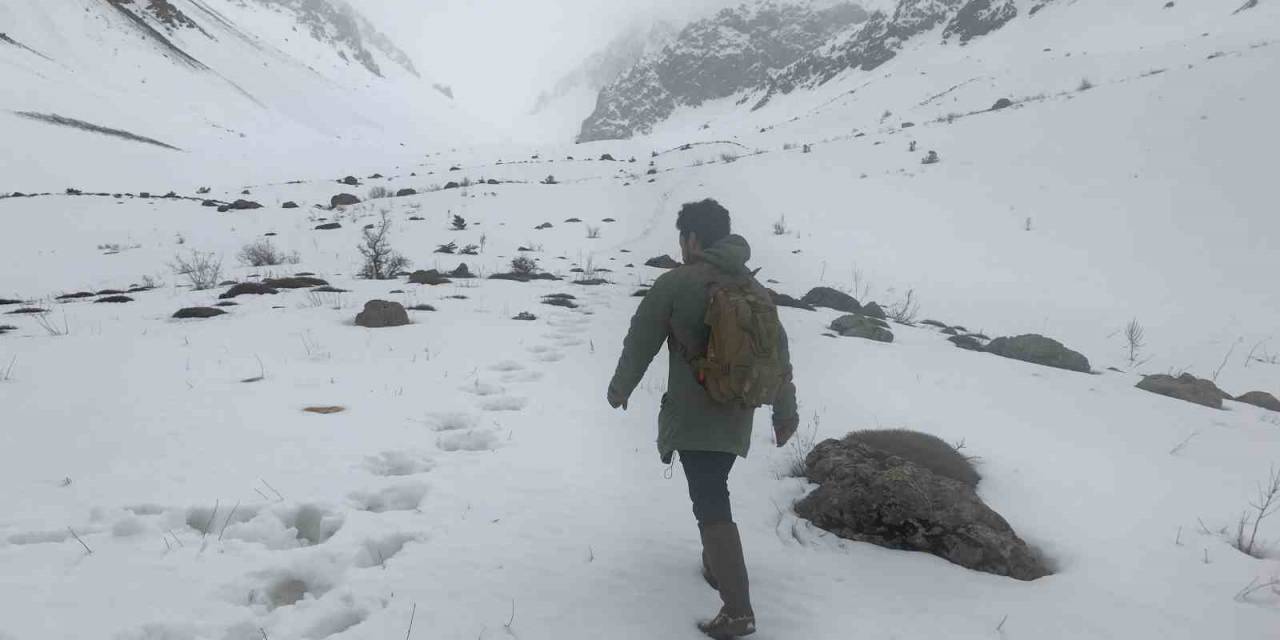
[
  {"x1": 0, "y1": 0, "x2": 466, "y2": 192},
  {"x1": 1, "y1": 0, "x2": 1279, "y2": 639}
]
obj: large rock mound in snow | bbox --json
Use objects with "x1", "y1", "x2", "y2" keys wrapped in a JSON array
[
  {"x1": 984, "y1": 334, "x2": 1091, "y2": 373},
  {"x1": 796, "y1": 434, "x2": 1049, "y2": 581},
  {"x1": 355, "y1": 300, "x2": 409, "y2": 328},
  {"x1": 1136, "y1": 373, "x2": 1229, "y2": 409},
  {"x1": 844, "y1": 429, "x2": 980, "y2": 488}
]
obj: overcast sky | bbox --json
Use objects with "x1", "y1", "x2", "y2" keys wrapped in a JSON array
[{"x1": 359, "y1": 0, "x2": 741, "y2": 125}]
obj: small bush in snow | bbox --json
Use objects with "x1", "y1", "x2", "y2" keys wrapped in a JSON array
[
  {"x1": 358, "y1": 212, "x2": 410, "y2": 280},
  {"x1": 719, "y1": 153, "x2": 739, "y2": 164},
  {"x1": 773, "y1": 216, "x2": 788, "y2": 236},
  {"x1": 237, "y1": 239, "x2": 298, "y2": 267},
  {"x1": 367, "y1": 186, "x2": 391, "y2": 200},
  {"x1": 586, "y1": 226, "x2": 601, "y2": 239},
  {"x1": 1232, "y1": 465, "x2": 1280, "y2": 559},
  {"x1": 542, "y1": 175, "x2": 558, "y2": 185},
  {"x1": 1124, "y1": 319, "x2": 1147, "y2": 367},
  {"x1": 510, "y1": 255, "x2": 538, "y2": 276},
  {"x1": 1077, "y1": 77, "x2": 1095, "y2": 92},
  {"x1": 888, "y1": 289, "x2": 920, "y2": 324},
  {"x1": 170, "y1": 250, "x2": 223, "y2": 290},
  {"x1": 451, "y1": 214, "x2": 467, "y2": 231},
  {"x1": 460, "y1": 244, "x2": 480, "y2": 255},
  {"x1": 785, "y1": 414, "x2": 822, "y2": 478}
]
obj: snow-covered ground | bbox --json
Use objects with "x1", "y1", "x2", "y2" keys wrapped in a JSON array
[{"x1": 2, "y1": 0, "x2": 1279, "y2": 638}]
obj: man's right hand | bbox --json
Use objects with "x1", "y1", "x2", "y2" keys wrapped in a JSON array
[
  {"x1": 773, "y1": 416, "x2": 799, "y2": 447},
  {"x1": 607, "y1": 387, "x2": 629, "y2": 410}
]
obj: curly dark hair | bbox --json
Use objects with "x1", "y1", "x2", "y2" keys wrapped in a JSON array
[{"x1": 676, "y1": 198, "x2": 731, "y2": 247}]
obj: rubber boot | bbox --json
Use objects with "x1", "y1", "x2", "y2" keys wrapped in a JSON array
[
  {"x1": 698, "y1": 523, "x2": 718, "y2": 590},
  {"x1": 696, "y1": 522, "x2": 756, "y2": 638}
]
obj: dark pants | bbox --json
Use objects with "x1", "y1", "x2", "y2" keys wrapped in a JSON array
[{"x1": 679, "y1": 450, "x2": 737, "y2": 524}]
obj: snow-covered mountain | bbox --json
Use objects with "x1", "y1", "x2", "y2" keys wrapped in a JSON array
[
  {"x1": 577, "y1": 1, "x2": 870, "y2": 142},
  {"x1": 531, "y1": 21, "x2": 679, "y2": 117},
  {"x1": 0, "y1": 0, "x2": 463, "y2": 191}
]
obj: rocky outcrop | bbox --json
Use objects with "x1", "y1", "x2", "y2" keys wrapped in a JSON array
[
  {"x1": 644, "y1": 255, "x2": 682, "y2": 269},
  {"x1": 796, "y1": 435, "x2": 1049, "y2": 581},
  {"x1": 1235, "y1": 391, "x2": 1280, "y2": 412},
  {"x1": 801, "y1": 287, "x2": 860, "y2": 313},
  {"x1": 354, "y1": 300, "x2": 409, "y2": 328},
  {"x1": 831, "y1": 314, "x2": 894, "y2": 342},
  {"x1": 219, "y1": 282, "x2": 279, "y2": 299},
  {"x1": 984, "y1": 334, "x2": 1090, "y2": 373},
  {"x1": 173, "y1": 307, "x2": 226, "y2": 319},
  {"x1": 579, "y1": 2, "x2": 868, "y2": 141},
  {"x1": 1136, "y1": 374, "x2": 1229, "y2": 409}
]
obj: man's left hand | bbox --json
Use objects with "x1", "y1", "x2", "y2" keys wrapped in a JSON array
[{"x1": 607, "y1": 387, "x2": 628, "y2": 410}]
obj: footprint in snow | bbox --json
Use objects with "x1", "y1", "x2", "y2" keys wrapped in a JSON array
[
  {"x1": 348, "y1": 483, "x2": 428, "y2": 513},
  {"x1": 437, "y1": 429, "x2": 500, "y2": 452},
  {"x1": 363, "y1": 451, "x2": 434, "y2": 477},
  {"x1": 500, "y1": 370, "x2": 544, "y2": 383},
  {"x1": 423, "y1": 412, "x2": 479, "y2": 432},
  {"x1": 532, "y1": 351, "x2": 564, "y2": 363},
  {"x1": 488, "y1": 360, "x2": 524, "y2": 372},
  {"x1": 353, "y1": 532, "x2": 421, "y2": 569},
  {"x1": 479, "y1": 396, "x2": 528, "y2": 411},
  {"x1": 459, "y1": 380, "x2": 506, "y2": 396}
]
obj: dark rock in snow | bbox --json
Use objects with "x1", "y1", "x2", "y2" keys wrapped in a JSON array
[
  {"x1": 948, "y1": 335, "x2": 986, "y2": 351},
  {"x1": 396, "y1": 188, "x2": 417, "y2": 197},
  {"x1": 230, "y1": 199, "x2": 262, "y2": 210},
  {"x1": 943, "y1": 0, "x2": 1020, "y2": 44},
  {"x1": 315, "y1": 222, "x2": 342, "y2": 230},
  {"x1": 513, "y1": 311, "x2": 538, "y2": 321},
  {"x1": 444, "y1": 182, "x2": 460, "y2": 190},
  {"x1": 991, "y1": 97, "x2": 1014, "y2": 110},
  {"x1": 844, "y1": 429, "x2": 980, "y2": 488},
  {"x1": 330, "y1": 193, "x2": 360, "y2": 207},
  {"x1": 801, "y1": 286, "x2": 860, "y2": 313},
  {"x1": 1136, "y1": 374, "x2": 1228, "y2": 409},
  {"x1": 219, "y1": 282, "x2": 279, "y2": 299},
  {"x1": 341, "y1": 176, "x2": 360, "y2": 186},
  {"x1": 0, "y1": 299, "x2": 23, "y2": 306},
  {"x1": 795, "y1": 435, "x2": 1049, "y2": 581},
  {"x1": 94, "y1": 295, "x2": 134, "y2": 303},
  {"x1": 282, "y1": 201, "x2": 299, "y2": 209},
  {"x1": 985, "y1": 334, "x2": 1090, "y2": 373},
  {"x1": 449, "y1": 263, "x2": 476, "y2": 278},
  {"x1": 769, "y1": 290, "x2": 815, "y2": 311},
  {"x1": 861, "y1": 301, "x2": 887, "y2": 319},
  {"x1": 173, "y1": 307, "x2": 226, "y2": 319},
  {"x1": 6, "y1": 307, "x2": 47, "y2": 315},
  {"x1": 644, "y1": 255, "x2": 681, "y2": 269},
  {"x1": 831, "y1": 314, "x2": 893, "y2": 343},
  {"x1": 264, "y1": 277, "x2": 328, "y2": 289},
  {"x1": 409, "y1": 270, "x2": 451, "y2": 286},
  {"x1": 56, "y1": 292, "x2": 95, "y2": 301},
  {"x1": 355, "y1": 300, "x2": 410, "y2": 328},
  {"x1": 489, "y1": 272, "x2": 561, "y2": 283},
  {"x1": 1235, "y1": 391, "x2": 1280, "y2": 412}
]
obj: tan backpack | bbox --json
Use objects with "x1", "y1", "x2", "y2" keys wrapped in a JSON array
[{"x1": 685, "y1": 277, "x2": 786, "y2": 409}]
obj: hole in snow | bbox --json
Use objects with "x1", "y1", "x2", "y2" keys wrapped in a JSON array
[
  {"x1": 480, "y1": 396, "x2": 527, "y2": 411},
  {"x1": 363, "y1": 451, "x2": 434, "y2": 477},
  {"x1": 348, "y1": 483, "x2": 428, "y2": 513},
  {"x1": 459, "y1": 380, "x2": 506, "y2": 396},
  {"x1": 353, "y1": 533, "x2": 421, "y2": 569},
  {"x1": 426, "y1": 412, "x2": 478, "y2": 432},
  {"x1": 437, "y1": 429, "x2": 500, "y2": 452}
]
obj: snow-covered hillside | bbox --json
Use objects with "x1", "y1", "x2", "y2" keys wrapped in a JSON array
[
  {"x1": 0, "y1": 0, "x2": 465, "y2": 192},
  {"x1": 1, "y1": 0, "x2": 1279, "y2": 638}
]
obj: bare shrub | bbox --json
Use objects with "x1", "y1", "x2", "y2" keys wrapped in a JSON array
[
  {"x1": 586, "y1": 226, "x2": 601, "y2": 239},
  {"x1": 772, "y1": 215, "x2": 788, "y2": 236},
  {"x1": 1, "y1": 355, "x2": 15, "y2": 381},
  {"x1": 1233, "y1": 465, "x2": 1280, "y2": 559},
  {"x1": 451, "y1": 214, "x2": 467, "y2": 230},
  {"x1": 542, "y1": 175, "x2": 558, "y2": 185},
  {"x1": 34, "y1": 311, "x2": 70, "y2": 337},
  {"x1": 460, "y1": 244, "x2": 480, "y2": 255},
  {"x1": 785, "y1": 414, "x2": 821, "y2": 478},
  {"x1": 367, "y1": 186, "x2": 391, "y2": 200},
  {"x1": 510, "y1": 256, "x2": 538, "y2": 275},
  {"x1": 358, "y1": 212, "x2": 410, "y2": 280},
  {"x1": 237, "y1": 239, "x2": 298, "y2": 267},
  {"x1": 888, "y1": 289, "x2": 920, "y2": 324},
  {"x1": 719, "y1": 153, "x2": 739, "y2": 164},
  {"x1": 1077, "y1": 77, "x2": 1095, "y2": 92},
  {"x1": 1124, "y1": 319, "x2": 1147, "y2": 367},
  {"x1": 170, "y1": 250, "x2": 223, "y2": 290}
]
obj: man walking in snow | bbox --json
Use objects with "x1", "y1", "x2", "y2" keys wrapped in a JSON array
[{"x1": 607, "y1": 198, "x2": 800, "y2": 638}]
